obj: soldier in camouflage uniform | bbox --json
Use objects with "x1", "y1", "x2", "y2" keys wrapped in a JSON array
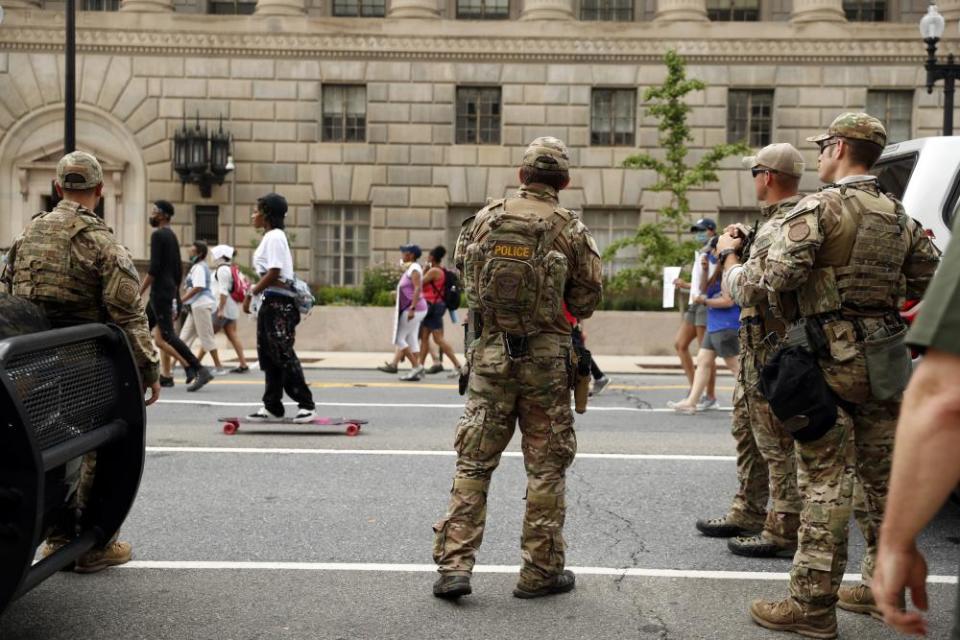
[
  {"x1": 1, "y1": 150, "x2": 160, "y2": 573},
  {"x1": 432, "y1": 137, "x2": 603, "y2": 600},
  {"x1": 699, "y1": 144, "x2": 806, "y2": 558},
  {"x1": 718, "y1": 114, "x2": 940, "y2": 638}
]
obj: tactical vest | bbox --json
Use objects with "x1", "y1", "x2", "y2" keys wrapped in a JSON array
[
  {"x1": 463, "y1": 198, "x2": 573, "y2": 337},
  {"x1": 12, "y1": 204, "x2": 105, "y2": 319},
  {"x1": 792, "y1": 186, "x2": 909, "y2": 319},
  {"x1": 741, "y1": 198, "x2": 797, "y2": 327}
]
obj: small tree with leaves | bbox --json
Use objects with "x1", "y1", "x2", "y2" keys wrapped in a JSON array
[{"x1": 603, "y1": 50, "x2": 749, "y2": 291}]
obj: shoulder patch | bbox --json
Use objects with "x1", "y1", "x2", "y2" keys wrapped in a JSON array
[
  {"x1": 784, "y1": 198, "x2": 819, "y2": 222},
  {"x1": 787, "y1": 219, "x2": 811, "y2": 242}
]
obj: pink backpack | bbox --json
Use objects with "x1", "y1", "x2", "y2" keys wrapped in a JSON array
[{"x1": 227, "y1": 264, "x2": 250, "y2": 303}]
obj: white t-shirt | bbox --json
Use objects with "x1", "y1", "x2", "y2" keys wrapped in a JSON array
[
  {"x1": 253, "y1": 229, "x2": 295, "y2": 296},
  {"x1": 185, "y1": 262, "x2": 216, "y2": 309},
  {"x1": 213, "y1": 262, "x2": 240, "y2": 320}
]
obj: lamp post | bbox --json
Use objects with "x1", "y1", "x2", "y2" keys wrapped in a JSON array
[
  {"x1": 921, "y1": 4, "x2": 960, "y2": 136},
  {"x1": 172, "y1": 114, "x2": 233, "y2": 198}
]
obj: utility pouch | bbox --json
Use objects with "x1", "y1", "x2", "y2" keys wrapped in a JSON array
[
  {"x1": 573, "y1": 346, "x2": 592, "y2": 415},
  {"x1": 458, "y1": 363, "x2": 470, "y2": 396},
  {"x1": 760, "y1": 345, "x2": 838, "y2": 443},
  {"x1": 864, "y1": 324, "x2": 911, "y2": 401}
]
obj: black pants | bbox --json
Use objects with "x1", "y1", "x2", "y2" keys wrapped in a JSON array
[
  {"x1": 257, "y1": 296, "x2": 314, "y2": 415},
  {"x1": 150, "y1": 294, "x2": 201, "y2": 370},
  {"x1": 571, "y1": 327, "x2": 604, "y2": 380}
]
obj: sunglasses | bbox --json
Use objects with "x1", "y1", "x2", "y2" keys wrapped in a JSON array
[
  {"x1": 751, "y1": 167, "x2": 777, "y2": 178},
  {"x1": 817, "y1": 138, "x2": 840, "y2": 154}
]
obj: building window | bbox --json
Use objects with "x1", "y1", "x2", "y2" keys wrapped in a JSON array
[
  {"x1": 843, "y1": 0, "x2": 885, "y2": 21},
  {"x1": 322, "y1": 85, "x2": 366, "y2": 143},
  {"x1": 333, "y1": 0, "x2": 385, "y2": 15},
  {"x1": 866, "y1": 90, "x2": 912, "y2": 144},
  {"x1": 716, "y1": 208, "x2": 756, "y2": 231},
  {"x1": 591, "y1": 88, "x2": 636, "y2": 146},
  {"x1": 707, "y1": 0, "x2": 759, "y2": 20},
  {"x1": 727, "y1": 90, "x2": 773, "y2": 147},
  {"x1": 457, "y1": 0, "x2": 509, "y2": 18},
  {"x1": 580, "y1": 0, "x2": 633, "y2": 20},
  {"x1": 195, "y1": 206, "x2": 219, "y2": 245},
  {"x1": 456, "y1": 87, "x2": 501, "y2": 145},
  {"x1": 208, "y1": 0, "x2": 256, "y2": 13},
  {"x1": 81, "y1": 0, "x2": 119, "y2": 9},
  {"x1": 579, "y1": 209, "x2": 642, "y2": 277},
  {"x1": 314, "y1": 205, "x2": 370, "y2": 286}
]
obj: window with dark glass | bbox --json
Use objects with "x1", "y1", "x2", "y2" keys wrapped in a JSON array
[
  {"x1": 208, "y1": 0, "x2": 256, "y2": 13},
  {"x1": 727, "y1": 90, "x2": 773, "y2": 147},
  {"x1": 457, "y1": 0, "x2": 509, "y2": 19},
  {"x1": 579, "y1": 209, "x2": 642, "y2": 276},
  {"x1": 580, "y1": 0, "x2": 633, "y2": 21},
  {"x1": 195, "y1": 206, "x2": 220, "y2": 245},
  {"x1": 333, "y1": 0, "x2": 386, "y2": 15},
  {"x1": 843, "y1": 0, "x2": 886, "y2": 21},
  {"x1": 456, "y1": 87, "x2": 501, "y2": 144},
  {"x1": 81, "y1": 0, "x2": 120, "y2": 10},
  {"x1": 314, "y1": 205, "x2": 371, "y2": 287},
  {"x1": 866, "y1": 90, "x2": 912, "y2": 144},
  {"x1": 706, "y1": 0, "x2": 759, "y2": 20},
  {"x1": 322, "y1": 85, "x2": 366, "y2": 143},
  {"x1": 591, "y1": 88, "x2": 635, "y2": 146}
]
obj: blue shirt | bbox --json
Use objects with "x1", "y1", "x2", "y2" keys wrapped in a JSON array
[{"x1": 705, "y1": 280, "x2": 740, "y2": 333}]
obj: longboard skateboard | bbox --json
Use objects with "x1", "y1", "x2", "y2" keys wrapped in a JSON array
[{"x1": 218, "y1": 416, "x2": 366, "y2": 436}]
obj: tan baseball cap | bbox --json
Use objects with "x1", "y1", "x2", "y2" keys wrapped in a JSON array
[
  {"x1": 806, "y1": 112, "x2": 887, "y2": 148},
  {"x1": 742, "y1": 143, "x2": 805, "y2": 178},
  {"x1": 522, "y1": 136, "x2": 570, "y2": 172},
  {"x1": 56, "y1": 151, "x2": 103, "y2": 190}
]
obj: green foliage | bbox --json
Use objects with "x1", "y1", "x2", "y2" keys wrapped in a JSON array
[
  {"x1": 607, "y1": 49, "x2": 750, "y2": 291},
  {"x1": 315, "y1": 286, "x2": 366, "y2": 306},
  {"x1": 597, "y1": 283, "x2": 664, "y2": 311},
  {"x1": 361, "y1": 263, "x2": 403, "y2": 305}
]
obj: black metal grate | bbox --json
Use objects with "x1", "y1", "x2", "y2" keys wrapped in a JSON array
[{"x1": 5, "y1": 340, "x2": 119, "y2": 451}]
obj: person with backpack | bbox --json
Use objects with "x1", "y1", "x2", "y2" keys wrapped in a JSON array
[
  {"x1": 206, "y1": 244, "x2": 249, "y2": 373},
  {"x1": 243, "y1": 192, "x2": 316, "y2": 423},
  {"x1": 418, "y1": 246, "x2": 466, "y2": 377},
  {"x1": 431, "y1": 137, "x2": 603, "y2": 601},
  {"x1": 179, "y1": 241, "x2": 225, "y2": 379}
]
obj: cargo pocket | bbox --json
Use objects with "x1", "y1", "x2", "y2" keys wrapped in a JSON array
[
  {"x1": 864, "y1": 325, "x2": 911, "y2": 401},
  {"x1": 432, "y1": 517, "x2": 450, "y2": 564},
  {"x1": 454, "y1": 406, "x2": 486, "y2": 457},
  {"x1": 548, "y1": 416, "x2": 577, "y2": 468},
  {"x1": 820, "y1": 321, "x2": 869, "y2": 405}
]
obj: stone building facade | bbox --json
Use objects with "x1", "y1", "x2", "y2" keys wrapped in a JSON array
[{"x1": 0, "y1": 0, "x2": 956, "y2": 284}]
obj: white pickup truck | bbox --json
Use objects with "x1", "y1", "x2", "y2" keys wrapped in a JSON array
[{"x1": 872, "y1": 136, "x2": 958, "y2": 252}]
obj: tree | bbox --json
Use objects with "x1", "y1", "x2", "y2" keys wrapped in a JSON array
[{"x1": 604, "y1": 50, "x2": 750, "y2": 291}]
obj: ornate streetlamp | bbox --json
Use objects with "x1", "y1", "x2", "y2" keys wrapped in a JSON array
[
  {"x1": 173, "y1": 114, "x2": 233, "y2": 198},
  {"x1": 921, "y1": 4, "x2": 960, "y2": 135}
]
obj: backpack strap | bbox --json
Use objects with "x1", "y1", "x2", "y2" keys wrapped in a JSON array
[{"x1": 541, "y1": 208, "x2": 576, "y2": 252}]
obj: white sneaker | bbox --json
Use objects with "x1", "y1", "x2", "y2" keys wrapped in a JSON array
[
  {"x1": 697, "y1": 396, "x2": 719, "y2": 411},
  {"x1": 292, "y1": 409, "x2": 316, "y2": 423},
  {"x1": 214, "y1": 368, "x2": 228, "y2": 377},
  {"x1": 590, "y1": 375, "x2": 610, "y2": 396},
  {"x1": 247, "y1": 407, "x2": 282, "y2": 422},
  {"x1": 400, "y1": 366, "x2": 424, "y2": 382}
]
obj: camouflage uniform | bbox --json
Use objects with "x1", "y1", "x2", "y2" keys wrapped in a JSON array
[
  {"x1": 725, "y1": 195, "x2": 804, "y2": 547},
  {"x1": 725, "y1": 382, "x2": 769, "y2": 531},
  {"x1": 433, "y1": 138, "x2": 603, "y2": 592},
  {"x1": 753, "y1": 115, "x2": 940, "y2": 616}
]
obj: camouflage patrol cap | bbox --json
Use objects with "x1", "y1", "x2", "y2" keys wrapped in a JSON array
[
  {"x1": 806, "y1": 112, "x2": 887, "y2": 148},
  {"x1": 742, "y1": 143, "x2": 805, "y2": 178},
  {"x1": 522, "y1": 136, "x2": 570, "y2": 172},
  {"x1": 56, "y1": 151, "x2": 103, "y2": 190}
]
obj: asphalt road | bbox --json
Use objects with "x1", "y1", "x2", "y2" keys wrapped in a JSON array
[{"x1": 2, "y1": 370, "x2": 958, "y2": 640}]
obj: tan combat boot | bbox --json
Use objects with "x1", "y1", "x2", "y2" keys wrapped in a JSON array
[
  {"x1": 837, "y1": 583, "x2": 883, "y2": 620},
  {"x1": 73, "y1": 540, "x2": 133, "y2": 574},
  {"x1": 750, "y1": 597, "x2": 838, "y2": 639}
]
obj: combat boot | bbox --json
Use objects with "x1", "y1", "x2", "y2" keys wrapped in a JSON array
[
  {"x1": 433, "y1": 573, "x2": 472, "y2": 600},
  {"x1": 837, "y1": 583, "x2": 884, "y2": 621},
  {"x1": 73, "y1": 540, "x2": 133, "y2": 574},
  {"x1": 728, "y1": 531, "x2": 798, "y2": 558},
  {"x1": 513, "y1": 569, "x2": 576, "y2": 599},
  {"x1": 750, "y1": 597, "x2": 837, "y2": 639},
  {"x1": 695, "y1": 514, "x2": 763, "y2": 538},
  {"x1": 39, "y1": 536, "x2": 76, "y2": 572}
]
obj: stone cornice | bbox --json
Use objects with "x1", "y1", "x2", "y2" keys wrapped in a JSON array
[{"x1": 0, "y1": 15, "x2": 950, "y2": 63}]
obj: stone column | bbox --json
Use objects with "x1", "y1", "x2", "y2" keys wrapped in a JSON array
[
  {"x1": 520, "y1": 0, "x2": 574, "y2": 20},
  {"x1": 388, "y1": 0, "x2": 441, "y2": 18},
  {"x1": 119, "y1": 0, "x2": 174, "y2": 11},
  {"x1": 254, "y1": 0, "x2": 307, "y2": 16},
  {"x1": 790, "y1": 0, "x2": 845, "y2": 23},
  {"x1": 653, "y1": 0, "x2": 707, "y2": 22}
]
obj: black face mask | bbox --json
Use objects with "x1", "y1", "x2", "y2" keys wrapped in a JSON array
[{"x1": 149, "y1": 217, "x2": 159, "y2": 228}]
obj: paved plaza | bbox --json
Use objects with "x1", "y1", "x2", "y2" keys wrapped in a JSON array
[{"x1": 2, "y1": 370, "x2": 957, "y2": 639}]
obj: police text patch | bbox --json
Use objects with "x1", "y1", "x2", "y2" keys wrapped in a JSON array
[{"x1": 492, "y1": 243, "x2": 533, "y2": 259}]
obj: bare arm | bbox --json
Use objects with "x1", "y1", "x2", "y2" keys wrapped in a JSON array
[
  {"x1": 873, "y1": 349, "x2": 960, "y2": 636},
  {"x1": 407, "y1": 269, "x2": 422, "y2": 319},
  {"x1": 242, "y1": 268, "x2": 281, "y2": 314}
]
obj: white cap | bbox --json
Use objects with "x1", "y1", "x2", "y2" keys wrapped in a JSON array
[{"x1": 211, "y1": 244, "x2": 234, "y2": 261}]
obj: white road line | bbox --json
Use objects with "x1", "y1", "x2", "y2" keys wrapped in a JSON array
[
  {"x1": 116, "y1": 561, "x2": 958, "y2": 584},
  {"x1": 145, "y1": 446, "x2": 736, "y2": 462},
  {"x1": 156, "y1": 400, "x2": 732, "y2": 413}
]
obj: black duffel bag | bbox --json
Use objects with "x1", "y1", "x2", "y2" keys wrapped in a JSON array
[{"x1": 760, "y1": 345, "x2": 840, "y2": 443}]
